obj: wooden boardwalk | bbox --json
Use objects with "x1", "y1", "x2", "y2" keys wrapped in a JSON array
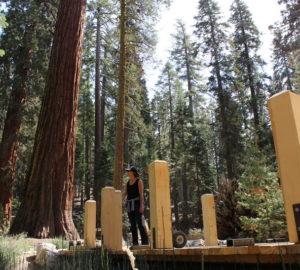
[{"x1": 113, "y1": 243, "x2": 300, "y2": 264}]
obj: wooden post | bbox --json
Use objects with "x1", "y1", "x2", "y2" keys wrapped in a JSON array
[
  {"x1": 111, "y1": 190, "x2": 122, "y2": 250},
  {"x1": 148, "y1": 160, "x2": 173, "y2": 249},
  {"x1": 201, "y1": 194, "x2": 218, "y2": 246},
  {"x1": 268, "y1": 90, "x2": 300, "y2": 243},
  {"x1": 101, "y1": 187, "x2": 122, "y2": 250},
  {"x1": 84, "y1": 200, "x2": 96, "y2": 248}
]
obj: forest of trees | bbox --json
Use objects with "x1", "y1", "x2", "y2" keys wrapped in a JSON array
[{"x1": 0, "y1": 0, "x2": 299, "y2": 241}]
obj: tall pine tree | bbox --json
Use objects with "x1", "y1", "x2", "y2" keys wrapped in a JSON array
[
  {"x1": 229, "y1": 0, "x2": 269, "y2": 146},
  {"x1": 194, "y1": 0, "x2": 242, "y2": 238}
]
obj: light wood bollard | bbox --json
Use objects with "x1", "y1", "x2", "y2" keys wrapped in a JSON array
[
  {"x1": 268, "y1": 90, "x2": 300, "y2": 243},
  {"x1": 201, "y1": 194, "x2": 218, "y2": 246},
  {"x1": 111, "y1": 190, "x2": 122, "y2": 250},
  {"x1": 148, "y1": 160, "x2": 173, "y2": 249},
  {"x1": 101, "y1": 187, "x2": 122, "y2": 251},
  {"x1": 84, "y1": 200, "x2": 96, "y2": 248}
]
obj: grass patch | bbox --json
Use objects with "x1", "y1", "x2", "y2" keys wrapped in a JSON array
[
  {"x1": 0, "y1": 233, "x2": 31, "y2": 269},
  {"x1": 51, "y1": 237, "x2": 69, "y2": 250},
  {"x1": 41, "y1": 248, "x2": 125, "y2": 270}
]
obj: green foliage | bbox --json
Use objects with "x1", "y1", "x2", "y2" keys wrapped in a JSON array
[
  {"x1": 194, "y1": 0, "x2": 229, "y2": 72},
  {"x1": 237, "y1": 144, "x2": 287, "y2": 241},
  {"x1": 51, "y1": 237, "x2": 69, "y2": 250},
  {"x1": 0, "y1": 14, "x2": 8, "y2": 29},
  {"x1": 39, "y1": 247, "x2": 125, "y2": 270},
  {"x1": 277, "y1": 0, "x2": 300, "y2": 49},
  {"x1": 271, "y1": 26, "x2": 296, "y2": 93},
  {"x1": 0, "y1": 208, "x2": 6, "y2": 233},
  {"x1": 271, "y1": 0, "x2": 299, "y2": 94},
  {"x1": 171, "y1": 19, "x2": 200, "y2": 95},
  {"x1": 292, "y1": 50, "x2": 300, "y2": 92},
  {"x1": 0, "y1": 234, "x2": 31, "y2": 269},
  {"x1": 0, "y1": 14, "x2": 8, "y2": 57},
  {"x1": 152, "y1": 60, "x2": 216, "y2": 231},
  {"x1": 229, "y1": 0, "x2": 270, "y2": 149}
]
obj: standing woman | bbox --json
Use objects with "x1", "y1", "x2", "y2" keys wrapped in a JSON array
[{"x1": 124, "y1": 166, "x2": 148, "y2": 246}]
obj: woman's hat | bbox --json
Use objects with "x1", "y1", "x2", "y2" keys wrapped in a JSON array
[{"x1": 126, "y1": 166, "x2": 139, "y2": 175}]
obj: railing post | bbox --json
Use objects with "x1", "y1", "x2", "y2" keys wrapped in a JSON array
[
  {"x1": 201, "y1": 194, "x2": 218, "y2": 246},
  {"x1": 148, "y1": 160, "x2": 173, "y2": 249},
  {"x1": 101, "y1": 187, "x2": 122, "y2": 250},
  {"x1": 84, "y1": 200, "x2": 96, "y2": 248},
  {"x1": 268, "y1": 90, "x2": 300, "y2": 243}
]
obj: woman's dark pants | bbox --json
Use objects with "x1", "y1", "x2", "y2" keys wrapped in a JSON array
[{"x1": 128, "y1": 204, "x2": 148, "y2": 245}]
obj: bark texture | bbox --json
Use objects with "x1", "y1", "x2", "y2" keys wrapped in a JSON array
[
  {"x1": 10, "y1": 0, "x2": 86, "y2": 239},
  {"x1": 113, "y1": 0, "x2": 126, "y2": 191},
  {"x1": 0, "y1": 42, "x2": 32, "y2": 226}
]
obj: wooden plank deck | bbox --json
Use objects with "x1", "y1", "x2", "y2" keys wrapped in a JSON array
[{"x1": 112, "y1": 243, "x2": 300, "y2": 264}]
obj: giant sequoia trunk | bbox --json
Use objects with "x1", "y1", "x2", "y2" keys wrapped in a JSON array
[
  {"x1": 10, "y1": 0, "x2": 86, "y2": 239},
  {"x1": 0, "y1": 43, "x2": 31, "y2": 226}
]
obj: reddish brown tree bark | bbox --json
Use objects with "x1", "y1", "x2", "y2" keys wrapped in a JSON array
[
  {"x1": 0, "y1": 42, "x2": 32, "y2": 227},
  {"x1": 10, "y1": 0, "x2": 86, "y2": 239}
]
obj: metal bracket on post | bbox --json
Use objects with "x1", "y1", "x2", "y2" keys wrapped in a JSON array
[
  {"x1": 293, "y1": 204, "x2": 300, "y2": 243},
  {"x1": 152, "y1": 228, "x2": 156, "y2": 249}
]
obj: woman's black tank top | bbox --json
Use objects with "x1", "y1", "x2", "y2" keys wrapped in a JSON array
[{"x1": 127, "y1": 178, "x2": 140, "y2": 200}]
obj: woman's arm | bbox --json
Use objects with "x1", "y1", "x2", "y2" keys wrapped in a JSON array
[{"x1": 138, "y1": 179, "x2": 145, "y2": 214}]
